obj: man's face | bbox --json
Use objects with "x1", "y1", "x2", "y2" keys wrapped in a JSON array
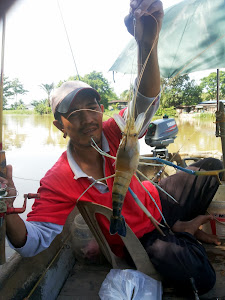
[{"x1": 60, "y1": 92, "x2": 104, "y2": 149}]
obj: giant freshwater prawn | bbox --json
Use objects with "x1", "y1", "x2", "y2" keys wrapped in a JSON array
[{"x1": 76, "y1": 12, "x2": 225, "y2": 237}]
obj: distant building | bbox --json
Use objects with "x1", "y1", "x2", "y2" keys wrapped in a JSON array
[
  {"x1": 25, "y1": 104, "x2": 35, "y2": 110},
  {"x1": 176, "y1": 105, "x2": 195, "y2": 114},
  {"x1": 108, "y1": 100, "x2": 128, "y2": 110},
  {"x1": 197, "y1": 100, "x2": 225, "y2": 113},
  {"x1": 176, "y1": 100, "x2": 225, "y2": 114}
]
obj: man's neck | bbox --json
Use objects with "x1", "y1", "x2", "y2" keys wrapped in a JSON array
[
  {"x1": 71, "y1": 138, "x2": 102, "y2": 160},
  {"x1": 70, "y1": 141, "x2": 105, "y2": 181}
]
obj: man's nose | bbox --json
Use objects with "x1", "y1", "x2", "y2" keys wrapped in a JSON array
[{"x1": 80, "y1": 109, "x2": 94, "y2": 123}]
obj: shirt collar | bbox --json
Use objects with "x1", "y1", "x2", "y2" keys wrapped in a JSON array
[{"x1": 67, "y1": 132, "x2": 109, "y2": 180}]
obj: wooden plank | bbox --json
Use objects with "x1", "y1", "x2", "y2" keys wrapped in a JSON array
[
  {"x1": 58, "y1": 241, "x2": 225, "y2": 300},
  {"x1": 57, "y1": 262, "x2": 111, "y2": 300}
]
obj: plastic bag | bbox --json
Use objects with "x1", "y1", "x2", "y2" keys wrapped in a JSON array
[{"x1": 99, "y1": 269, "x2": 162, "y2": 300}]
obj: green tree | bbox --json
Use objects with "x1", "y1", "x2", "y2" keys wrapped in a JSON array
[
  {"x1": 200, "y1": 71, "x2": 225, "y2": 101},
  {"x1": 3, "y1": 77, "x2": 28, "y2": 109},
  {"x1": 30, "y1": 100, "x2": 40, "y2": 107},
  {"x1": 67, "y1": 71, "x2": 118, "y2": 108},
  {"x1": 11, "y1": 99, "x2": 26, "y2": 110},
  {"x1": 39, "y1": 83, "x2": 54, "y2": 107},
  {"x1": 161, "y1": 74, "x2": 202, "y2": 108},
  {"x1": 11, "y1": 78, "x2": 28, "y2": 102},
  {"x1": 34, "y1": 99, "x2": 52, "y2": 115},
  {"x1": 120, "y1": 84, "x2": 134, "y2": 102},
  {"x1": 3, "y1": 77, "x2": 14, "y2": 108}
]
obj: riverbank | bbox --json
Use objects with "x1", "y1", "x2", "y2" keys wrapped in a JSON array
[{"x1": 178, "y1": 111, "x2": 215, "y2": 120}]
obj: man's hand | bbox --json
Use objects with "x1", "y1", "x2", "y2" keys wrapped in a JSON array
[
  {"x1": 124, "y1": 0, "x2": 164, "y2": 45},
  {"x1": 0, "y1": 165, "x2": 16, "y2": 209}
]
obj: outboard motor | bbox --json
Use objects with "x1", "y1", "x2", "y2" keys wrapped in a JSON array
[{"x1": 145, "y1": 115, "x2": 178, "y2": 159}]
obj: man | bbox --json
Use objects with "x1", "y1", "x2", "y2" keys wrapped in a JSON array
[{"x1": 2, "y1": 0, "x2": 223, "y2": 296}]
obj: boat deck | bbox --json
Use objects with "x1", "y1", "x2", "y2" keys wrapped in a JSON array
[{"x1": 57, "y1": 240, "x2": 225, "y2": 299}]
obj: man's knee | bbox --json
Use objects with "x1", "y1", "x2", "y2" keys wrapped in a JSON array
[
  {"x1": 145, "y1": 234, "x2": 216, "y2": 295},
  {"x1": 192, "y1": 157, "x2": 223, "y2": 171}
]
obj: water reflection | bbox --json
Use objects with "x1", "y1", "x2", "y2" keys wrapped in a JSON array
[{"x1": 3, "y1": 114, "x2": 67, "y2": 151}]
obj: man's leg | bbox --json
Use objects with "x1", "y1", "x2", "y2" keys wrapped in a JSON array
[
  {"x1": 139, "y1": 158, "x2": 222, "y2": 295},
  {"x1": 140, "y1": 229, "x2": 216, "y2": 295},
  {"x1": 158, "y1": 157, "x2": 223, "y2": 226}
]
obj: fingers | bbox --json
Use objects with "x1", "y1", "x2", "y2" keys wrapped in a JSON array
[
  {"x1": 124, "y1": 13, "x2": 135, "y2": 36},
  {"x1": 4, "y1": 165, "x2": 16, "y2": 207},
  {"x1": 130, "y1": 0, "x2": 163, "y2": 18},
  {"x1": 147, "y1": 1, "x2": 164, "y2": 18},
  {"x1": 0, "y1": 165, "x2": 15, "y2": 190}
]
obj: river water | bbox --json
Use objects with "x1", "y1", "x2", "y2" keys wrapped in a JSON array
[{"x1": 3, "y1": 113, "x2": 222, "y2": 259}]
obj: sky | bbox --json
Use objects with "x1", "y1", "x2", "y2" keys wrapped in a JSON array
[{"x1": 1, "y1": 0, "x2": 185, "y2": 105}]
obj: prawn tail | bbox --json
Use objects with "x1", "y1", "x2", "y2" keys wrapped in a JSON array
[{"x1": 110, "y1": 215, "x2": 126, "y2": 237}]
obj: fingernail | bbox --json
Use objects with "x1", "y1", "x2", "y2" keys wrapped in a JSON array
[
  {"x1": 135, "y1": 9, "x2": 141, "y2": 17},
  {"x1": 131, "y1": 0, "x2": 138, "y2": 8}
]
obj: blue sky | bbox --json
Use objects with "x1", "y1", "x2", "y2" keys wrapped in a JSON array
[{"x1": 1, "y1": 0, "x2": 184, "y2": 104}]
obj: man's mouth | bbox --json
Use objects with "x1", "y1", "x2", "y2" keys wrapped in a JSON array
[{"x1": 82, "y1": 126, "x2": 99, "y2": 135}]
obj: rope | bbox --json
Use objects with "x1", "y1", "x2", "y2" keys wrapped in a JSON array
[
  {"x1": 57, "y1": 0, "x2": 80, "y2": 80},
  {"x1": 24, "y1": 233, "x2": 72, "y2": 299}
]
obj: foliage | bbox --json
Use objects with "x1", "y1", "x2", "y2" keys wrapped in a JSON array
[
  {"x1": 34, "y1": 99, "x2": 52, "y2": 115},
  {"x1": 161, "y1": 75, "x2": 202, "y2": 107},
  {"x1": 3, "y1": 77, "x2": 14, "y2": 108},
  {"x1": 3, "y1": 77, "x2": 28, "y2": 109},
  {"x1": 200, "y1": 71, "x2": 225, "y2": 101},
  {"x1": 31, "y1": 100, "x2": 41, "y2": 107},
  {"x1": 11, "y1": 78, "x2": 28, "y2": 100},
  {"x1": 10, "y1": 99, "x2": 26, "y2": 110},
  {"x1": 120, "y1": 85, "x2": 133, "y2": 102},
  {"x1": 103, "y1": 108, "x2": 120, "y2": 121},
  {"x1": 193, "y1": 112, "x2": 215, "y2": 120},
  {"x1": 3, "y1": 109, "x2": 33, "y2": 115},
  {"x1": 39, "y1": 83, "x2": 54, "y2": 107},
  {"x1": 155, "y1": 106, "x2": 177, "y2": 117},
  {"x1": 66, "y1": 71, "x2": 118, "y2": 109}
]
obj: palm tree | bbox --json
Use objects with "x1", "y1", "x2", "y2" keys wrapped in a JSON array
[{"x1": 39, "y1": 83, "x2": 54, "y2": 107}]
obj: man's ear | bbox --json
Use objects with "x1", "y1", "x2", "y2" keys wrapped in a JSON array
[
  {"x1": 100, "y1": 104, "x2": 104, "y2": 113},
  {"x1": 53, "y1": 120, "x2": 63, "y2": 132}
]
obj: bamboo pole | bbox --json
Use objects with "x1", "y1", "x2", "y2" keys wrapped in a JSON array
[{"x1": 0, "y1": 14, "x2": 6, "y2": 265}]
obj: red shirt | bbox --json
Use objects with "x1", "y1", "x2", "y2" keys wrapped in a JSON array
[{"x1": 27, "y1": 115, "x2": 162, "y2": 256}]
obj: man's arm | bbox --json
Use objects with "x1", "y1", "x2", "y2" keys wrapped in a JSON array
[
  {"x1": 125, "y1": 0, "x2": 164, "y2": 98},
  {"x1": 7, "y1": 221, "x2": 63, "y2": 257},
  {"x1": 6, "y1": 215, "x2": 27, "y2": 248}
]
